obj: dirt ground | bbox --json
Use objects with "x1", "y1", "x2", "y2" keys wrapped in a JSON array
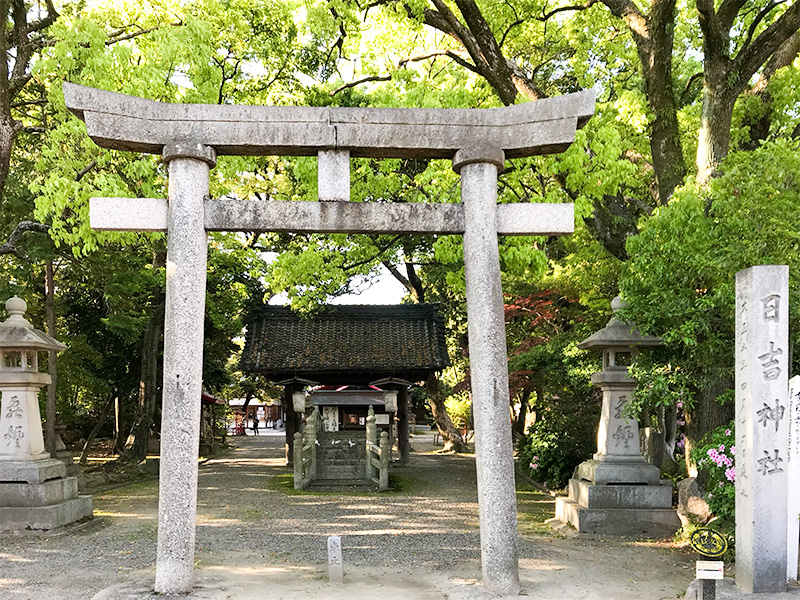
[{"x1": 0, "y1": 431, "x2": 698, "y2": 600}]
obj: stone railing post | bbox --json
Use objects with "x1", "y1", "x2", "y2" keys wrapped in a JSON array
[
  {"x1": 453, "y1": 144, "x2": 519, "y2": 596},
  {"x1": 293, "y1": 432, "x2": 303, "y2": 490},
  {"x1": 379, "y1": 431, "x2": 390, "y2": 491},
  {"x1": 308, "y1": 407, "x2": 319, "y2": 481},
  {"x1": 155, "y1": 142, "x2": 216, "y2": 596},
  {"x1": 366, "y1": 405, "x2": 377, "y2": 480}
]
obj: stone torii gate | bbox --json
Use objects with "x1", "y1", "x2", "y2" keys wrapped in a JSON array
[{"x1": 64, "y1": 83, "x2": 594, "y2": 596}]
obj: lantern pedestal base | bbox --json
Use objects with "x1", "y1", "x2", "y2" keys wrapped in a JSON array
[
  {"x1": 551, "y1": 460, "x2": 679, "y2": 536},
  {"x1": 0, "y1": 495, "x2": 92, "y2": 531},
  {"x1": 553, "y1": 494, "x2": 681, "y2": 536},
  {"x1": 0, "y1": 458, "x2": 92, "y2": 531}
]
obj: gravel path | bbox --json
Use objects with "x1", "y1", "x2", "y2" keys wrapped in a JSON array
[{"x1": 0, "y1": 431, "x2": 696, "y2": 600}]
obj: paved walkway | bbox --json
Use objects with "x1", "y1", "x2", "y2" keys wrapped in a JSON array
[{"x1": 0, "y1": 433, "x2": 697, "y2": 599}]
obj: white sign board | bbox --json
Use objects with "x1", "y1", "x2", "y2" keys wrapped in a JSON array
[
  {"x1": 789, "y1": 375, "x2": 800, "y2": 581},
  {"x1": 375, "y1": 414, "x2": 390, "y2": 425},
  {"x1": 696, "y1": 561, "x2": 724, "y2": 580},
  {"x1": 322, "y1": 407, "x2": 339, "y2": 432}
]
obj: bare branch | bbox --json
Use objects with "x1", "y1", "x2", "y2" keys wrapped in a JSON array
[
  {"x1": 341, "y1": 235, "x2": 403, "y2": 271},
  {"x1": 106, "y1": 22, "x2": 182, "y2": 46},
  {"x1": 499, "y1": 18, "x2": 524, "y2": 47},
  {"x1": 742, "y1": 0, "x2": 787, "y2": 51},
  {"x1": 540, "y1": 0, "x2": 599, "y2": 21},
  {"x1": 736, "y1": 0, "x2": 800, "y2": 92},
  {"x1": 0, "y1": 221, "x2": 49, "y2": 256},
  {"x1": 382, "y1": 259, "x2": 415, "y2": 296},
  {"x1": 75, "y1": 160, "x2": 98, "y2": 182},
  {"x1": 400, "y1": 49, "x2": 479, "y2": 73},
  {"x1": 679, "y1": 71, "x2": 704, "y2": 105},
  {"x1": 330, "y1": 75, "x2": 391, "y2": 96},
  {"x1": 717, "y1": 0, "x2": 748, "y2": 32}
]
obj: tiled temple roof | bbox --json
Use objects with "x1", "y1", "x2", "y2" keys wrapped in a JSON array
[{"x1": 240, "y1": 304, "x2": 450, "y2": 384}]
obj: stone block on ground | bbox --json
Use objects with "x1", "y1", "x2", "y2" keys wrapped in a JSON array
[
  {"x1": 569, "y1": 478, "x2": 673, "y2": 509},
  {"x1": 0, "y1": 477, "x2": 78, "y2": 507},
  {"x1": 0, "y1": 494, "x2": 92, "y2": 530},
  {"x1": 686, "y1": 578, "x2": 800, "y2": 599},
  {"x1": 677, "y1": 477, "x2": 712, "y2": 526},
  {"x1": 554, "y1": 495, "x2": 681, "y2": 537}
]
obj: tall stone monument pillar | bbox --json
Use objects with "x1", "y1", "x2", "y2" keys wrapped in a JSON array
[
  {"x1": 735, "y1": 265, "x2": 789, "y2": 593},
  {"x1": 454, "y1": 145, "x2": 520, "y2": 596},
  {"x1": 155, "y1": 143, "x2": 216, "y2": 595}
]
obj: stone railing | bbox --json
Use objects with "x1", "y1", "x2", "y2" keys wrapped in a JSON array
[
  {"x1": 293, "y1": 407, "x2": 319, "y2": 490},
  {"x1": 365, "y1": 406, "x2": 390, "y2": 491}
]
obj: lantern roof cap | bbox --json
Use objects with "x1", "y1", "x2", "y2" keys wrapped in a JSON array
[
  {"x1": 0, "y1": 296, "x2": 66, "y2": 352},
  {"x1": 577, "y1": 296, "x2": 662, "y2": 351}
]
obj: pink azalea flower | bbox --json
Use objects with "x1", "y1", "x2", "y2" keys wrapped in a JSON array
[{"x1": 725, "y1": 467, "x2": 735, "y2": 482}]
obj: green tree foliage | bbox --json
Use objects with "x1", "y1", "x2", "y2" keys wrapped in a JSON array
[{"x1": 622, "y1": 140, "x2": 800, "y2": 466}]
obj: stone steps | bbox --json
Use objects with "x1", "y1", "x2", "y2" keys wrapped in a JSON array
[{"x1": 306, "y1": 478, "x2": 375, "y2": 492}]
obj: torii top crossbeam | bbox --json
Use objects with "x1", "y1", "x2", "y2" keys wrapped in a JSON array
[{"x1": 64, "y1": 83, "x2": 594, "y2": 159}]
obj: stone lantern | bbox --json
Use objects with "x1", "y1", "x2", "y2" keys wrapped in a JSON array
[
  {"x1": 0, "y1": 296, "x2": 92, "y2": 530},
  {"x1": 552, "y1": 296, "x2": 679, "y2": 535}
]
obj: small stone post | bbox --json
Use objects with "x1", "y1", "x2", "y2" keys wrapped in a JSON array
[
  {"x1": 327, "y1": 534, "x2": 344, "y2": 583},
  {"x1": 735, "y1": 265, "x2": 789, "y2": 593},
  {"x1": 293, "y1": 432, "x2": 303, "y2": 490},
  {"x1": 379, "y1": 431, "x2": 390, "y2": 491},
  {"x1": 154, "y1": 143, "x2": 216, "y2": 596},
  {"x1": 365, "y1": 406, "x2": 377, "y2": 481},
  {"x1": 454, "y1": 144, "x2": 520, "y2": 596}
]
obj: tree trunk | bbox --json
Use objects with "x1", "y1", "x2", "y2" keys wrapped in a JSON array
[
  {"x1": 44, "y1": 260, "x2": 57, "y2": 457},
  {"x1": 644, "y1": 0, "x2": 686, "y2": 203},
  {"x1": 113, "y1": 395, "x2": 125, "y2": 454},
  {"x1": 79, "y1": 393, "x2": 115, "y2": 465},
  {"x1": 684, "y1": 378, "x2": 735, "y2": 475},
  {"x1": 426, "y1": 373, "x2": 468, "y2": 453},
  {"x1": 513, "y1": 388, "x2": 531, "y2": 436},
  {"x1": 120, "y1": 296, "x2": 165, "y2": 463},
  {"x1": 696, "y1": 81, "x2": 735, "y2": 185},
  {"x1": 655, "y1": 404, "x2": 679, "y2": 475}
]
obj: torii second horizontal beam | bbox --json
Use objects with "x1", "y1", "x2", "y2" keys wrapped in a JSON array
[{"x1": 89, "y1": 197, "x2": 574, "y2": 236}]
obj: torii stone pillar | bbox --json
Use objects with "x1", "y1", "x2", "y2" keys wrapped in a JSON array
[
  {"x1": 63, "y1": 83, "x2": 594, "y2": 596},
  {"x1": 456, "y1": 145, "x2": 518, "y2": 589},
  {"x1": 155, "y1": 143, "x2": 216, "y2": 592}
]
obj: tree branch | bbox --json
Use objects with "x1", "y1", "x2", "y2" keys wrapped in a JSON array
[
  {"x1": 736, "y1": 0, "x2": 800, "y2": 93},
  {"x1": 540, "y1": 0, "x2": 598, "y2": 21},
  {"x1": 680, "y1": 71, "x2": 704, "y2": 105},
  {"x1": 400, "y1": 49, "x2": 479, "y2": 73},
  {"x1": 742, "y1": 0, "x2": 787, "y2": 51},
  {"x1": 382, "y1": 259, "x2": 416, "y2": 297},
  {"x1": 717, "y1": 0, "x2": 748, "y2": 32},
  {"x1": 341, "y1": 234, "x2": 403, "y2": 271},
  {"x1": 330, "y1": 74, "x2": 392, "y2": 96},
  {"x1": 75, "y1": 160, "x2": 97, "y2": 182},
  {"x1": 0, "y1": 221, "x2": 48, "y2": 256}
]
